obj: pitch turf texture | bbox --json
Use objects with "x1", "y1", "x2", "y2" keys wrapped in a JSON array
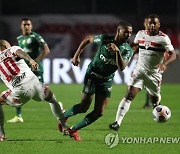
[{"x1": 1, "y1": 83, "x2": 180, "y2": 154}]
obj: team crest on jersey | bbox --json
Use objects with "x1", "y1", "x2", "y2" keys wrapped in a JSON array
[
  {"x1": 27, "y1": 38, "x2": 32, "y2": 44},
  {"x1": 22, "y1": 40, "x2": 26, "y2": 44},
  {"x1": 144, "y1": 41, "x2": 151, "y2": 49},
  {"x1": 107, "y1": 87, "x2": 112, "y2": 92}
]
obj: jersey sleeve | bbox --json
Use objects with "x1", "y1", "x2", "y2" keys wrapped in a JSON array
[
  {"x1": 10, "y1": 46, "x2": 22, "y2": 54},
  {"x1": 122, "y1": 49, "x2": 133, "y2": 62},
  {"x1": 162, "y1": 35, "x2": 174, "y2": 51},
  {"x1": 93, "y1": 35, "x2": 103, "y2": 45},
  {"x1": 133, "y1": 31, "x2": 141, "y2": 44},
  {"x1": 120, "y1": 44, "x2": 133, "y2": 62},
  {"x1": 36, "y1": 33, "x2": 47, "y2": 47}
]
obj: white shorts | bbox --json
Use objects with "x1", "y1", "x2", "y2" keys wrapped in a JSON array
[
  {"x1": 128, "y1": 69, "x2": 162, "y2": 96},
  {"x1": 2, "y1": 76, "x2": 50, "y2": 107}
]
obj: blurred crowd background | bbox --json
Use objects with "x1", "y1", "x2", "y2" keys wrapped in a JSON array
[{"x1": 0, "y1": 0, "x2": 179, "y2": 83}]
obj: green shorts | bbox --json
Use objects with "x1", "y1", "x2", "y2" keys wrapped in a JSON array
[{"x1": 82, "y1": 73, "x2": 113, "y2": 98}]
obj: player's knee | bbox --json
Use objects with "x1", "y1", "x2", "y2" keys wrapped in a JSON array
[
  {"x1": 93, "y1": 111, "x2": 103, "y2": 119},
  {"x1": 79, "y1": 105, "x2": 89, "y2": 113},
  {"x1": 126, "y1": 92, "x2": 135, "y2": 101},
  {"x1": 45, "y1": 89, "x2": 53, "y2": 101},
  {"x1": 78, "y1": 99, "x2": 91, "y2": 113}
]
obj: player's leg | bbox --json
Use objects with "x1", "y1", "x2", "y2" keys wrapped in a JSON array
[
  {"x1": 29, "y1": 76, "x2": 68, "y2": 132},
  {"x1": 72, "y1": 94, "x2": 109, "y2": 131},
  {"x1": 66, "y1": 94, "x2": 108, "y2": 141},
  {"x1": 60, "y1": 92, "x2": 93, "y2": 141},
  {"x1": 0, "y1": 105, "x2": 5, "y2": 141},
  {"x1": 0, "y1": 93, "x2": 6, "y2": 140},
  {"x1": 66, "y1": 79, "x2": 111, "y2": 141},
  {"x1": 148, "y1": 93, "x2": 161, "y2": 108},
  {"x1": 70, "y1": 78, "x2": 111, "y2": 130},
  {"x1": 143, "y1": 91, "x2": 151, "y2": 108},
  {"x1": 16, "y1": 107, "x2": 22, "y2": 118},
  {"x1": 64, "y1": 74, "x2": 94, "y2": 119},
  {"x1": 44, "y1": 87, "x2": 69, "y2": 130},
  {"x1": 0, "y1": 89, "x2": 23, "y2": 141},
  {"x1": 109, "y1": 86, "x2": 141, "y2": 130},
  {"x1": 144, "y1": 73, "x2": 162, "y2": 108},
  {"x1": 63, "y1": 93, "x2": 93, "y2": 119}
]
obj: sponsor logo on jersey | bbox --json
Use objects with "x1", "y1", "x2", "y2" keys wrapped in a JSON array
[
  {"x1": 107, "y1": 87, "x2": 112, "y2": 92},
  {"x1": 100, "y1": 54, "x2": 116, "y2": 65},
  {"x1": 12, "y1": 72, "x2": 26, "y2": 87},
  {"x1": 27, "y1": 38, "x2": 32, "y2": 44}
]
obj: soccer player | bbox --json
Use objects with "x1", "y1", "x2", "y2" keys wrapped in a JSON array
[
  {"x1": 109, "y1": 14, "x2": 176, "y2": 131},
  {"x1": 0, "y1": 40, "x2": 68, "y2": 141},
  {"x1": 58, "y1": 21, "x2": 133, "y2": 141},
  {"x1": 7, "y1": 18, "x2": 50, "y2": 123},
  {"x1": 142, "y1": 17, "x2": 169, "y2": 109}
]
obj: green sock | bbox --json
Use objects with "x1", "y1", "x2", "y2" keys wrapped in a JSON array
[
  {"x1": 16, "y1": 107, "x2": 22, "y2": 117},
  {"x1": 145, "y1": 93, "x2": 150, "y2": 105},
  {"x1": 64, "y1": 104, "x2": 81, "y2": 118},
  {"x1": 72, "y1": 112, "x2": 101, "y2": 130}
]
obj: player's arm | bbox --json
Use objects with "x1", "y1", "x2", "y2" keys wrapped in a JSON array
[
  {"x1": 158, "y1": 50, "x2": 176, "y2": 73},
  {"x1": 130, "y1": 42, "x2": 139, "y2": 54},
  {"x1": 106, "y1": 43, "x2": 128, "y2": 71},
  {"x1": 16, "y1": 49, "x2": 39, "y2": 71},
  {"x1": 158, "y1": 35, "x2": 177, "y2": 72},
  {"x1": 116, "y1": 50, "x2": 128, "y2": 71},
  {"x1": 34, "y1": 44, "x2": 50, "y2": 62},
  {"x1": 71, "y1": 35, "x2": 94, "y2": 66},
  {"x1": 163, "y1": 50, "x2": 176, "y2": 65}
]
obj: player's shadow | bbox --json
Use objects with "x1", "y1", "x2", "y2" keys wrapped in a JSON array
[{"x1": 5, "y1": 138, "x2": 70, "y2": 143}]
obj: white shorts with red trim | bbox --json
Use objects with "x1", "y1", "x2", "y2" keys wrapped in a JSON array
[
  {"x1": 128, "y1": 69, "x2": 162, "y2": 97},
  {"x1": 1, "y1": 76, "x2": 50, "y2": 107}
]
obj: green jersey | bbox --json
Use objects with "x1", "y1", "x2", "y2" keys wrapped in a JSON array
[
  {"x1": 17, "y1": 32, "x2": 46, "y2": 73},
  {"x1": 87, "y1": 34, "x2": 133, "y2": 78}
]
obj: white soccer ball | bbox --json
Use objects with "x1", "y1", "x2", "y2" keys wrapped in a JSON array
[{"x1": 152, "y1": 105, "x2": 171, "y2": 123}]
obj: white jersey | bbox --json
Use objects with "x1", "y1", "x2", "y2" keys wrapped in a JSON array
[
  {"x1": 134, "y1": 30, "x2": 174, "y2": 73},
  {"x1": 0, "y1": 46, "x2": 35, "y2": 90}
]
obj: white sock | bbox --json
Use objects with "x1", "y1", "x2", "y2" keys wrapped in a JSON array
[
  {"x1": 49, "y1": 95, "x2": 68, "y2": 129},
  {"x1": 115, "y1": 98, "x2": 131, "y2": 126}
]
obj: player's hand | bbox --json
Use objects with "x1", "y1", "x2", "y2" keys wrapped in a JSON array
[
  {"x1": 157, "y1": 63, "x2": 167, "y2": 73},
  {"x1": 106, "y1": 43, "x2": 119, "y2": 53},
  {"x1": 71, "y1": 56, "x2": 80, "y2": 66},
  {"x1": 29, "y1": 59, "x2": 39, "y2": 71}
]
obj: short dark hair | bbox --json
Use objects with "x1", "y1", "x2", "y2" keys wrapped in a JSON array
[
  {"x1": 147, "y1": 14, "x2": 160, "y2": 20},
  {"x1": 21, "y1": 18, "x2": 32, "y2": 22},
  {"x1": 117, "y1": 21, "x2": 132, "y2": 29}
]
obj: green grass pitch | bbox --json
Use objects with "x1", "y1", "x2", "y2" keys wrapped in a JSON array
[{"x1": 1, "y1": 83, "x2": 180, "y2": 154}]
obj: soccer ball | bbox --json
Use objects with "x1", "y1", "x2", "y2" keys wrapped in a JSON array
[{"x1": 152, "y1": 105, "x2": 171, "y2": 123}]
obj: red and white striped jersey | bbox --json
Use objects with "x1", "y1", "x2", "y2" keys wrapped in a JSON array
[
  {"x1": 0, "y1": 46, "x2": 35, "y2": 90},
  {"x1": 134, "y1": 30, "x2": 174, "y2": 73}
]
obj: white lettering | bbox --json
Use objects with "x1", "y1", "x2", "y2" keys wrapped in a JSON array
[
  {"x1": 171, "y1": 137, "x2": 180, "y2": 144},
  {"x1": 53, "y1": 58, "x2": 72, "y2": 84},
  {"x1": 42, "y1": 58, "x2": 136, "y2": 84},
  {"x1": 43, "y1": 58, "x2": 50, "y2": 83},
  {"x1": 120, "y1": 137, "x2": 180, "y2": 144},
  {"x1": 72, "y1": 59, "x2": 91, "y2": 83},
  {"x1": 121, "y1": 137, "x2": 127, "y2": 143}
]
